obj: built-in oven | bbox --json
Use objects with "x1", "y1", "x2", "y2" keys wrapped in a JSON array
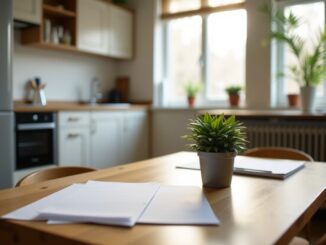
[{"x1": 15, "y1": 112, "x2": 57, "y2": 170}]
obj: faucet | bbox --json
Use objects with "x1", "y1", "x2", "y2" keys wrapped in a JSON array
[{"x1": 90, "y1": 78, "x2": 102, "y2": 104}]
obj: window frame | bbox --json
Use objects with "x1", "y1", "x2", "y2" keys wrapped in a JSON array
[
  {"x1": 161, "y1": 4, "x2": 247, "y2": 106},
  {"x1": 274, "y1": 0, "x2": 326, "y2": 108}
]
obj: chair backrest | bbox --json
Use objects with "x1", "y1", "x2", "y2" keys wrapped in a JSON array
[
  {"x1": 16, "y1": 166, "x2": 96, "y2": 187},
  {"x1": 243, "y1": 147, "x2": 314, "y2": 162}
]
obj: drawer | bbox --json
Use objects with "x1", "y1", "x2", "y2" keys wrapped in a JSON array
[{"x1": 59, "y1": 111, "x2": 90, "y2": 126}]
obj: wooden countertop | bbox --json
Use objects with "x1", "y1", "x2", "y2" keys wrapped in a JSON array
[
  {"x1": 0, "y1": 152, "x2": 325, "y2": 245},
  {"x1": 14, "y1": 101, "x2": 149, "y2": 112}
]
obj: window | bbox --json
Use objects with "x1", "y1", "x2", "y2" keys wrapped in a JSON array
[
  {"x1": 208, "y1": 0, "x2": 244, "y2": 7},
  {"x1": 168, "y1": 0, "x2": 201, "y2": 13},
  {"x1": 275, "y1": 0, "x2": 326, "y2": 106},
  {"x1": 162, "y1": 0, "x2": 247, "y2": 106},
  {"x1": 206, "y1": 10, "x2": 246, "y2": 101},
  {"x1": 167, "y1": 16, "x2": 202, "y2": 100}
]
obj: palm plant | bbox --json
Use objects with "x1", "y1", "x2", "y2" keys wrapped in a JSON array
[
  {"x1": 268, "y1": 8, "x2": 326, "y2": 87},
  {"x1": 184, "y1": 113, "x2": 247, "y2": 153}
]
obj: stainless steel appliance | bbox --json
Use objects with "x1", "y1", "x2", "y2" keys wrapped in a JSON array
[
  {"x1": 0, "y1": 0, "x2": 14, "y2": 188},
  {"x1": 16, "y1": 112, "x2": 57, "y2": 170}
]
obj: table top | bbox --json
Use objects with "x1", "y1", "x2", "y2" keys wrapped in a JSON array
[{"x1": 0, "y1": 152, "x2": 325, "y2": 245}]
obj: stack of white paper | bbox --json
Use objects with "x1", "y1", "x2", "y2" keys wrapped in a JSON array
[
  {"x1": 2, "y1": 181, "x2": 219, "y2": 227},
  {"x1": 176, "y1": 156, "x2": 305, "y2": 179}
]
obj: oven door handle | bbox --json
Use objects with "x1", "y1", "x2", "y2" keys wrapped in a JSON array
[{"x1": 17, "y1": 122, "x2": 56, "y2": 130}]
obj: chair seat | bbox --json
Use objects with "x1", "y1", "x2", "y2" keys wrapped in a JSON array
[{"x1": 16, "y1": 166, "x2": 96, "y2": 187}]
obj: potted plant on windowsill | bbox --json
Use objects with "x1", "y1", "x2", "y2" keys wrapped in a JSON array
[
  {"x1": 185, "y1": 82, "x2": 202, "y2": 107},
  {"x1": 287, "y1": 93, "x2": 299, "y2": 107},
  {"x1": 225, "y1": 86, "x2": 242, "y2": 107},
  {"x1": 267, "y1": 9, "x2": 326, "y2": 113},
  {"x1": 184, "y1": 113, "x2": 247, "y2": 188}
]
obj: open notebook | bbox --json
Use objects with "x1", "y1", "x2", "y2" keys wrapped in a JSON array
[{"x1": 176, "y1": 156, "x2": 305, "y2": 179}]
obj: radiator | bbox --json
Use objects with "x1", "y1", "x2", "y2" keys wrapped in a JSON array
[{"x1": 243, "y1": 120, "x2": 326, "y2": 162}]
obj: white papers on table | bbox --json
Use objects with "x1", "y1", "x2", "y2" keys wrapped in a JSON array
[
  {"x1": 138, "y1": 186, "x2": 219, "y2": 225},
  {"x1": 176, "y1": 156, "x2": 305, "y2": 179},
  {"x1": 38, "y1": 181, "x2": 160, "y2": 227},
  {"x1": 234, "y1": 156, "x2": 305, "y2": 179},
  {"x1": 2, "y1": 181, "x2": 219, "y2": 227},
  {"x1": 2, "y1": 183, "x2": 83, "y2": 221}
]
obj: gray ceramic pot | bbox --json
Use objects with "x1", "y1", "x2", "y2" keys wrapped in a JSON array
[{"x1": 198, "y1": 152, "x2": 236, "y2": 188}]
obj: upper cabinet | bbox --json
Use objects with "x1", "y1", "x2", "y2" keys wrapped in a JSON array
[
  {"x1": 13, "y1": 0, "x2": 42, "y2": 25},
  {"x1": 20, "y1": 0, "x2": 77, "y2": 49},
  {"x1": 19, "y1": 0, "x2": 134, "y2": 60},
  {"x1": 108, "y1": 4, "x2": 133, "y2": 59},
  {"x1": 77, "y1": 0, "x2": 133, "y2": 59},
  {"x1": 77, "y1": 0, "x2": 108, "y2": 54}
]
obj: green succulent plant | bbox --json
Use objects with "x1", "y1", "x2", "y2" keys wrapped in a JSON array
[
  {"x1": 225, "y1": 86, "x2": 242, "y2": 95},
  {"x1": 185, "y1": 82, "x2": 202, "y2": 97},
  {"x1": 184, "y1": 113, "x2": 247, "y2": 153},
  {"x1": 265, "y1": 6, "x2": 326, "y2": 87}
]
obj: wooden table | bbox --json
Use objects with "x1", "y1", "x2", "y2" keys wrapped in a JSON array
[{"x1": 0, "y1": 152, "x2": 325, "y2": 245}]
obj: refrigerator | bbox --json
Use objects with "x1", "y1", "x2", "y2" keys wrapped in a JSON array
[{"x1": 0, "y1": 0, "x2": 14, "y2": 188}]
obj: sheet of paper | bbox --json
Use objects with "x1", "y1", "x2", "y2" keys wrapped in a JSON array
[
  {"x1": 38, "y1": 181, "x2": 160, "y2": 227},
  {"x1": 138, "y1": 185, "x2": 219, "y2": 225},
  {"x1": 234, "y1": 156, "x2": 305, "y2": 174},
  {"x1": 2, "y1": 183, "x2": 83, "y2": 220},
  {"x1": 176, "y1": 156, "x2": 305, "y2": 178}
]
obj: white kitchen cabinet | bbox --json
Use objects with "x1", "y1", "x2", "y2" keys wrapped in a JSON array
[
  {"x1": 90, "y1": 112, "x2": 122, "y2": 169},
  {"x1": 121, "y1": 111, "x2": 148, "y2": 164},
  {"x1": 77, "y1": 0, "x2": 133, "y2": 58},
  {"x1": 77, "y1": 0, "x2": 109, "y2": 54},
  {"x1": 13, "y1": 0, "x2": 41, "y2": 25},
  {"x1": 58, "y1": 110, "x2": 148, "y2": 170},
  {"x1": 90, "y1": 110, "x2": 148, "y2": 169},
  {"x1": 58, "y1": 112, "x2": 90, "y2": 167},
  {"x1": 108, "y1": 4, "x2": 133, "y2": 59}
]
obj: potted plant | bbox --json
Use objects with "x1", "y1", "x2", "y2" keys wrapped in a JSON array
[
  {"x1": 184, "y1": 113, "x2": 247, "y2": 188},
  {"x1": 287, "y1": 94, "x2": 299, "y2": 107},
  {"x1": 185, "y1": 82, "x2": 202, "y2": 107},
  {"x1": 267, "y1": 9, "x2": 326, "y2": 112},
  {"x1": 225, "y1": 86, "x2": 242, "y2": 107}
]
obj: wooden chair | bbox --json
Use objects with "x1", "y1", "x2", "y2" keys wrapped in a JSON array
[
  {"x1": 16, "y1": 166, "x2": 96, "y2": 187},
  {"x1": 243, "y1": 147, "x2": 314, "y2": 162},
  {"x1": 243, "y1": 147, "x2": 314, "y2": 244}
]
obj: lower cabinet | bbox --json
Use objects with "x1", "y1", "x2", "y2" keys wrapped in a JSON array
[
  {"x1": 58, "y1": 112, "x2": 91, "y2": 167},
  {"x1": 59, "y1": 127, "x2": 90, "y2": 167},
  {"x1": 120, "y1": 111, "x2": 149, "y2": 164},
  {"x1": 58, "y1": 110, "x2": 148, "y2": 169},
  {"x1": 90, "y1": 111, "x2": 122, "y2": 169}
]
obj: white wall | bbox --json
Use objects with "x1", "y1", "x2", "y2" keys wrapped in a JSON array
[
  {"x1": 152, "y1": 109, "x2": 198, "y2": 156},
  {"x1": 245, "y1": 0, "x2": 272, "y2": 109},
  {"x1": 13, "y1": 31, "x2": 117, "y2": 102},
  {"x1": 116, "y1": 0, "x2": 156, "y2": 103}
]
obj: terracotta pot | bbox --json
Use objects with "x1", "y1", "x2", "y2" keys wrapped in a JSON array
[
  {"x1": 228, "y1": 94, "x2": 240, "y2": 106},
  {"x1": 187, "y1": 96, "x2": 195, "y2": 107},
  {"x1": 287, "y1": 94, "x2": 299, "y2": 107}
]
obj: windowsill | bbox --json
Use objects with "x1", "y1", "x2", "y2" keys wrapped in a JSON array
[{"x1": 151, "y1": 105, "x2": 302, "y2": 111}]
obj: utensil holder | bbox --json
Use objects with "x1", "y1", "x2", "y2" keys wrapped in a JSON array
[{"x1": 33, "y1": 88, "x2": 47, "y2": 106}]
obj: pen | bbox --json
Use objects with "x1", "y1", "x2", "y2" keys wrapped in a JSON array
[{"x1": 233, "y1": 167, "x2": 273, "y2": 174}]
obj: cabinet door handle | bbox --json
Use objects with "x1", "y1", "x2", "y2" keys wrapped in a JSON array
[
  {"x1": 68, "y1": 117, "x2": 80, "y2": 122},
  {"x1": 90, "y1": 120, "x2": 96, "y2": 134},
  {"x1": 68, "y1": 133, "x2": 80, "y2": 138}
]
